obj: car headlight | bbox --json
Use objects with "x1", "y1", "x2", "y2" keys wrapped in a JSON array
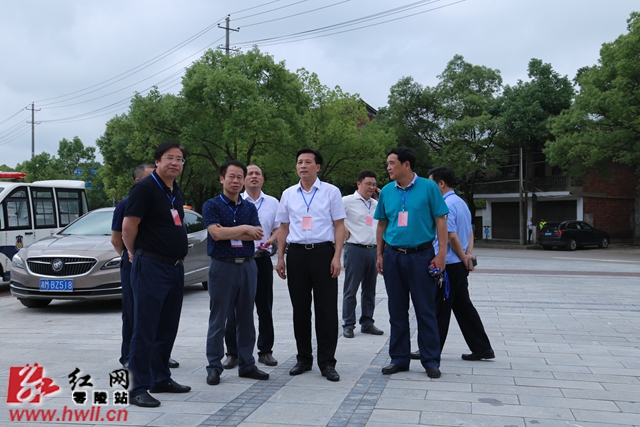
[
  {"x1": 11, "y1": 254, "x2": 25, "y2": 269},
  {"x1": 101, "y1": 256, "x2": 121, "y2": 270}
]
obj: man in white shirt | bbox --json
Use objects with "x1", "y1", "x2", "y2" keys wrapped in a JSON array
[
  {"x1": 275, "y1": 148, "x2": 346, "y2": 382},
  {"x1": 222, "y1": 165, "x2": 280, "y2": 369},
  {"x1": 341, "y1": 170, "x2": 383, "y2": 338}
]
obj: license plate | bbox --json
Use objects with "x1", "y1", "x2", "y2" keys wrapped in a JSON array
[
  {"x1": 545, "y1": 232, "x2": 552, "y2": 236},
  {"x1": 39, "y1": 279, "x2": 73, "y2": 292}
]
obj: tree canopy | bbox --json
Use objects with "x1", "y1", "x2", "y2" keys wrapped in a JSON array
[{"x1": 546, "y1": 12, "x2": 640, "y2": 185}]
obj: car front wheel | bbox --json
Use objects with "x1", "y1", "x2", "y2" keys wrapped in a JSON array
[
  {"x1": 598, "y1": 237, "x2": 609, "y2": 249},
  {"x1": 567, "y1": 238, "x2": 577, "y2": 251},
  {"x1": 18, "y1": 298, "x2": 52, "y2": 308}
]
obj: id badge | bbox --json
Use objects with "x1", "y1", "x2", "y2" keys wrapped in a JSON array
[
  {"x1": 365, "y1": 215, "x2": 373, "y2": 226},
  {"x1": 302, "y1": 216, "x2": 313, "y2": 230},
  {"x1": 171, "y1": 209, "x2": 182, "y2": 226},
  {"x1": 231, "y1": 239, "x2": 244, "y2": 248},
  {"x1": 398, "y1": 211, "x2": 408, "y2": 227}
]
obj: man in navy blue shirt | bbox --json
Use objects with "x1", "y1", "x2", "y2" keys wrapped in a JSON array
[{"x1": 203, "y1": 160, "x2": 269, "y2": 386}]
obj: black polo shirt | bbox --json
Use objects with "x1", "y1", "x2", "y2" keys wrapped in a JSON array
[
  {"x1": 124, "y1": 171, "x2": 188, "y2": 259},
  {"x1": 202, "y1": 193, "x2": 260, "y2": 258}
]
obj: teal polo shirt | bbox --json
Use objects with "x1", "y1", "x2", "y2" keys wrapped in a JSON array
[{"x1": 374, "y1": 174, "x2": 449, "y2": 247}]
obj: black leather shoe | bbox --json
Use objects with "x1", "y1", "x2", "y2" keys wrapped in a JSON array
[
  {"x1": 149, "y1": 379, "x2": 191, "y2": 393},
  {"x1": 130, "y1": 392, "x2": 161, "y2": 408},
  {"x1": 168, "y1": 357, "x2": 179, "y2": 368},
  {"x1": 289, "y1": 362, "x2": 312, "y2": 376},
  {"x1": 258, "y1": 353, "x2": 278, "y2": 366},
  {"x1": 410, "y1": 351, "x2": 420, "y2": 360},
  {"x1": 239, "y1": 365, "x2": 269, "y2": 380},
  {"x1": 321, "y1": 366, "x2": 340, "y2": 382},
  {"x1": 343, "y1": 328, "x2": 354, "y2": 338},
  {"x1": 361, "y1": 324, "x2": 384, "y2": 335},
  {"x1": 222, "y1": 355, "x2": 238, "y2": 369},
  {"x1": 206, "y1": 370, "x2": 220, "y2": 386},
  {"x1": 381, "y1": 363, "x2": 409, "y2": 375},
  {"x1": 461, "y1": 349, "x2": 495, "y2": 361},
  {"x1": 426, "y1": 366, "x2": 441, "y2": 378}
]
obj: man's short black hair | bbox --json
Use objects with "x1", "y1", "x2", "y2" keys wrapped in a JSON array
[
  {"x1": 154, "y1": 142, "x2": 187, "y2": 161},
  {"x1": 219, "y1": 160, "x2": 247, "y2": 178},
  {"x1": 357, "y1": 170, "x2": 377, "y2": 182},
  {"x1": 133, "y1": 163, "x2": 155, "y2": 180},
  {"x1": 428, "y1": 166, "x2": 455, "y2": 188},
  {"x1": 296, "y1": 148, "x2": 323, "y2": 166},
  {"x1": 387, "y1": 147, "x2": 415, "y2": 170}
]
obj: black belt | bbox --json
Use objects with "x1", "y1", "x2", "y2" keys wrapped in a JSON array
[
  {"x1": 388, "y1": 242, "x2": 432, "y2": 254},
  {"x1": 288, "y1": 242, "x2": 333, "y2": 250},
  {"x1": 216, "y1": 257, "x2": 253, "y2": 264},
  {"x1": 253, "y1": 251, "x2": 271, "y2": 259},
  {"x1": 346, "y1": 242, "x2": 377, "y2": 249},
  {"x1": 135, "y1": 249, "x2": 184, "y2": 266}
]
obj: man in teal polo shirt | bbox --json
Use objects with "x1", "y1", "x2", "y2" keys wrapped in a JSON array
[{"x1": 374, "y1": 147, "x2": 449, "y2": 379}]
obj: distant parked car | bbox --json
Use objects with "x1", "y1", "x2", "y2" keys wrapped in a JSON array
[
  {"x1": 9, "y1": 207, "x2": 210, "y2": 308},
  {"x1": 538, "y1": 220, "x2": 609, "y2": 251}
]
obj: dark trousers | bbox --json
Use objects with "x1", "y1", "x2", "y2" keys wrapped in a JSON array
[
  {"x1": 436, "y1": 262, "x2": 492, "y2": 353},
  {"x1": 225, "y1": 255, "x2": 274, "y2": 357},
  {"x1": 342, "y1": 243, "x2": 378, "y2": 330},
  {"x1": 119, "y1": 251, "x2": 133, "y2": 366},
  {"x1": 206, "y1": 259, "x2": 258, "y2": 375},
  {"x1": 286, "y1": 244, "x2": 338, "y2": 369},
  {"x1": 129, "y1": 255, "x2": 184, "y2": 398},
  {"x1": 383, "y1": 245, "x2": 440, "y2": 368}
]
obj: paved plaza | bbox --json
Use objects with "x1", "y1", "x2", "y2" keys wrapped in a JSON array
[{"x1": 1, "y1": 246, "x2": 640, "y2": 427}]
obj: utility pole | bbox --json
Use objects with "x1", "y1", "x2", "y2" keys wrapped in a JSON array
[
  {"x1": 218, "y1": 15, "x2": 239, "y2": 55},
  {"x1": 26, "y1": 103, "x2": 40, "y2": 159}
]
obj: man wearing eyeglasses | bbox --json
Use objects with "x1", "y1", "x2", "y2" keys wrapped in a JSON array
[
  {"x1": 122, "y1": 142, "x2": 191, "y2": 407},
  {"x1": 341, "y1": 170, "x2": 383, "y2": 339}
]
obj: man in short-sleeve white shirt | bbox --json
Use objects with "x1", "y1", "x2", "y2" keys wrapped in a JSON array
[{"x1": 275, "y1": 148, "x2": 346, "y2": 382}]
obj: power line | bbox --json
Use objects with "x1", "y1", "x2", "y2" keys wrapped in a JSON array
[
  {"x1": 238, "y1": 0, "x2": 351, "y2": 29},
  {"x1": 234, "y1": 0, "x2": 309, "y2": 21}
]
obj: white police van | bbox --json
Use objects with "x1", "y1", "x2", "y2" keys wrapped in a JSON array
[{"x1": 0, "y1": 172, "x2": 88, "y2": 282}]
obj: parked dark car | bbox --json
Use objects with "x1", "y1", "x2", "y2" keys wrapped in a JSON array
[{"x1": 538, "y1": 220, "x2": 609, "y2": 251}]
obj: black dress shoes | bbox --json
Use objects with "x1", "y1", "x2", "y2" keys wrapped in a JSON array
[
  {"x1": 461, "y1": 349, "x2": 495, "y2": 361},
  {"x1": 289, "y1": 362, "x2": 312, "y2": 376},
  {"x1": 239, "y1": 365, "x2": 270, "y2": 380},
  {"x1": 206, "y1": 370, "x2": 221, "y2": 386},
  {"x1": 258, "y1": 353, "x2": 278, "y2": 366},
  {"x1": 426, "y1": 366, "x2": 441, "y2": 378},
  {"x1": 149, "y1": 379, "x2": 191, "y2": 393},
  {"x1": 321, "y1": 366, "x2": 340, "y2": 382},
  {"x1": 410, "y1": 351, "x2": 421, "y2": 360},
  {"x1": 168, "y1": 357, "x2": 179, "y2": 368},
  {"x1": 361, "y1": 324, "x2": 384, "y2": 335},
  {"x1": 381, "y1": 363, "x2": 409, "y2": 375},
  {"x1": 130, "y1": 391, "x2": 161, "y2": 408},
  {"x1": 343, "y1": 328, "x2": 354, "y2": 338},
  {"x1": 222, "y1": 355, "x2": 238, "y2": 369}
]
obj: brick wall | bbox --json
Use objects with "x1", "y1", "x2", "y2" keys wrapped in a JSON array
[{"x1": 582, "y1": 165, "x2": 638, "y2": 239}]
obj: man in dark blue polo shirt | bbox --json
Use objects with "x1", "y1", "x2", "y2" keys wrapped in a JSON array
[
  {"x1": 122, "y1": 142, "x2": 191, "y2": 407},
  {"x1": 203, "y1": 160, "x2": 269, "y2": 386}
]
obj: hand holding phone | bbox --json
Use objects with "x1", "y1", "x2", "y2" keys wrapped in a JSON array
[{"x1": 468, "y1": 256, "x2": 477, "y2": 270}]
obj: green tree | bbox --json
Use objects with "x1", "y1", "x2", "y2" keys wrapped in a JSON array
[
  {"x1": 546, "y1": 12, "x2": 640, "y2": 182},
  {"x1": 385, "y1": 55, "x2": 506, "y2": 217},
  {"x1": 15, "y1": 152, "x2": 63, "y2": 182}
]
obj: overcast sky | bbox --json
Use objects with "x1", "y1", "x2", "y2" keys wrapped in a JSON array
[{"x1": 1, "y1": 0, "x2": 637, "y2": 169}]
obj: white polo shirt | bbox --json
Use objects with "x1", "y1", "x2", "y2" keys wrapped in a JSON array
[
  {"x1": 276, "y1": 177, "x2": 346, "y2": 244},
  {"x1": 342, "y1": 191, "x2": 377, "y2": 246},
  {"x1": 242, "y1": 190, "x2": 280, "y2": 251}
]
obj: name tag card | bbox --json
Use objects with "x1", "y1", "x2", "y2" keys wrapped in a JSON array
[
  {"x1": 231, "y1": 239, "x2": 244, "y2": 248},
  {"x1": 365, "y1": 215, "x2": 373, "y2": 226},
  {"x1": 302, "y1": 216, "x2": 313, "y2": 230},
  {"x1": 398, "y1": 211, "x2": 408, "y2": 227},
  {"x1": 171, "y1": 209, "x2": 182, "y2": 226}
]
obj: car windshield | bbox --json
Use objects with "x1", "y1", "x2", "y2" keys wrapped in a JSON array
[{"x1": 60, "y1": 210, "x2": 113, "y2": 235}]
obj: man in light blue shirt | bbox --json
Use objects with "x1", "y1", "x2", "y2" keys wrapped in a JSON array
[
  {"x1": 427, "y1": 166, "x2": 494, "y2": 361},
  {"x1": 374, "y1": 147, "x2": 449, "y2": 379}
]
